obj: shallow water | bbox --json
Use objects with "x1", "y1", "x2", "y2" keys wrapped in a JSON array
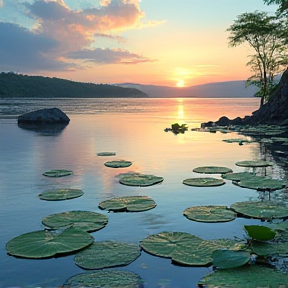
[{"x1": 0, "y1": 98, "x2": 285, "y2": 288}]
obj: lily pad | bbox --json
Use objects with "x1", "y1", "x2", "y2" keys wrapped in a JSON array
[
  {"x1": 221, "y1": 172, "x2": 256, "y2": 181},
  {"x1": 222, "y1": 138, "x2": 252, "y2": 144},
  {"x1": 43, "y1": 169, "x2": 73, "y2": 177},
  {"x1": 6, "y1": 227, "x2": 94, "y2": 259},
  {"x1": 119, "y1": 173, "x2": 163, "y2": 187},
  {"x1": 212, "y1": 249, "x2": 251, "y2": 269},
  {"x1": 183, "y1": 206, "x2": 236, "y2": 223},
  {"x1": 42, "y1": 211, "x2": 108, "y2": 232},
  {"x1": 230, "y1": 201, "x2": 288, "y2": 220},
  {"x1": 97, "y1": 152, "x2": 116, "y2": 156},
  {"x1": 74, "y1": 241, "x2": 141, "y2": 269},
  {"x1": 193, "y1": 166, "x2": 232, "y2": 174},
  {"x1": 244, "y1": 225, "x2": 276, "y2": 241},
  {"x1": 63, "y1": 270, "x2": 143, "y2": 288},
  {"x1": 38, "y1": 188, "x2": 84, "y2": 201},
  {"x1": 198, "y1": 265, "x2": 288, "y2": 287},
  {"x1": 235, "y1": 160, "x2": 273, "y2": 168},
  {"x1": 183, "y1": 177, "x2": 225, "y2": 187},
  {"x1": 235, "y1": 176, "x2": 286, "y2": 191},
  {"x1": 104, "y1": 160, "x2": 132, "y2": 168},
  {"x1": 251, "y1": 241, "x2": 288, "y2": 256},
  {"x1": 99, "y1": 196, "x2": 156, "y2": 212},
  {"x1": 140, "y1": 231, "x2": 241, "y2": 266}
]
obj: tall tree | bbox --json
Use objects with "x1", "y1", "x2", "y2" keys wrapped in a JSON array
[
  {"x1": 227, "y1": 11, "x2": 288, "y2": 106},
  {"x1": 263, "y1": 0, "x2": 288, "y2": 13}
]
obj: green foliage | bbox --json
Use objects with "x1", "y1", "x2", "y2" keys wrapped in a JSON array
[
  {"x1": 244, "y1": 225, "x2": 276, "y2": 241},
  {"x1": 171, "y1": 123, "x2": 188, "y2": 134},
  {"x1": 183, "y1": 206, "x2": 237, "y2": 223},
  {"x1": 119, "y1": 173, "x2": 164, "y2": 187},
  {"x1": 192, "y1": 166, "x2": 233, "y2": 174},
  {"x1": 63, "y1": 271, "x2": 144, "y2": 288},
  {"x1": 183, "y1": 177, "x2": 225, "y2": 187},
  {"x1": 41, "y1": 210, "x2": 109, "y2": 232},
  {"x1": 74, "y1": 241, "x2": 141, "y2": 270},
  {"x1": 38, "y1": 188, "x2": 84, "y2": 201},
  {"x1": 6, "y1": 227, "x2": 94, "y2": 259},
  {"x1": 99, "y1": 196, "x2": 157, "y2": 212},
  {"x1": 227, "y1": 11, "x2": 288, "y2": 105},
  {"x1": 212, "y1": 249, "x2": 251, "y2": 269},
  {"x1": 104, "y1": 160, "x2": 132, "y2": 168},
  {"x1": 0, "y1": 72, "x2": 147, "y2": 98},
  {"x1": 43, "y1": 169, "x2": 73, "y2": 177}
]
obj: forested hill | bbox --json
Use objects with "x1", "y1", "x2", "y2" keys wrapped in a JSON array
[{"x1": 0, "y1": 72, "x2": 148, "y2": 98}]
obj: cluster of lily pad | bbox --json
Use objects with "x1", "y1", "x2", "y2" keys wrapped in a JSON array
[{"x1": 6, "y1": 148, "x2": 288, "y2": 287}]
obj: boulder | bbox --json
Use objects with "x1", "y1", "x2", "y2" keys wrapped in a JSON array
[{"x1": 18, "y1": 108, "x2": 70, "y2": 124}]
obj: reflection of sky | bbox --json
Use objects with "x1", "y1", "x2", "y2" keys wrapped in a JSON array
[{"x1": 0, "y1": 99, "x2": 277, "y2": 288}]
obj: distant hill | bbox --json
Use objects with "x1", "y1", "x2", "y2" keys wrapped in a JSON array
[
  {"x1": 115, "y1": 81, "x2": 259, "y2": 98},
  {"x1": 0, "y1": 72, "x2": 148, "y2": 98}
]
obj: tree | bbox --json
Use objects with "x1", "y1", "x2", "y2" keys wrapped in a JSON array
[
  {"x1": 227, "y1": 11, "x2": 288, "y2": 106},
  {"x1": 263, "y1": 0, "x2": 288, "y2": 13}
]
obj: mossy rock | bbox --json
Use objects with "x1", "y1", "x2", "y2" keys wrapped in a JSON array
[
  {"x1": 6, "y1": 227, "x2": 94, "y2": 259},
  {"x1": 140, "y1": 231, "x2": 241, "y2": 266},
  {"x1": 42, "y1": 211, "x2": 108, "y2": 232},
  {"x1": 104, "y1": 160, "x2": 132, "y2": 168},
  {"x1": 43, "y1": 169, "x2": 73, "y2": 177},
  {"x1": 74, "y1": 241, "x2": 141, "y2": 269},
  {"x1": 99, "y1": 196, "x2": 156, "y2": 212},
  {"x1": 193, "y1": 166, "x2": 232, "y2": 174},
  {"x1": 198, "y1": 265, "x2": 288, "y2": 287},
  {"x1": 235, "y1": 160, "x2": 273, "y2": 168},
  {"x1": 221, "y1": 172, "x2": 256, "y2": 181},
  {"x1": 183, "y1": 177, "x2": 225, "y2": 187},
  {"x1": 235, "y1": 176, "x2": 286, "y2": 191},
  {"x1": 97, "y1": 152, "x2": 116, "y2": 156},
  {"x1": 63, "y1": 270, "x2": 143, "y2": 288},
  {"x1": 38, "y1": 188, "x2": 84, "y2": 201},
  {"x1": 230, "y1": 201, "x2": 288, "y2": 220},
  {"x1": 183, "y1": 206, "x2": 237, "y2": 223},
  {"x1": 119, "y1": 173, "x2": 163, "y2": 187}
]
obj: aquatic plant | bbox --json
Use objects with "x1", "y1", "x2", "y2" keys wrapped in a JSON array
[
  {"x1": 119, "y1": 173, "x2": 163, "y2": 187},
  {"x1": 183, "y1": 177, "x2": 225, "y2": 187},
  {"x1": 38, "y1": 188, "x2": 84, "y2": 201},
  {"x1": 99, "y1": 196, "x2": 156, "y2": 212},
  {"x1": 193, "y1": 166, "x2": 233, "y2": 174},
  {"x1": 104, "y1": 160, "x2": 132, "y2": 168},
  {"x1": 43, "y1": 169, "x2": 73, "y2": 177}
]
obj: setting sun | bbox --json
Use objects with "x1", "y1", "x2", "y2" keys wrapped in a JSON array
[{"x1": 176, "y1": 80, "x2": 185, "y2": 87}]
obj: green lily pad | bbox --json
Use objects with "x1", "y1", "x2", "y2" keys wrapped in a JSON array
[
  {"x1": 74, "y1": 241, "x2": 141, "y2": 269},
  {"x1": 221, "y1": 172, "x2": 256, "y2": 181},
  {"x1": 183, "y1": 177, "x2": 225, "y2": 187},
  {"x1": 63, "y1": 270, "x2": 143, "y2": 288},
  {"x1": 6, "y1": 227, "x2": 93, "y2": 259},
  {"x1": 212, "y1": 249, "x2": 251, "y2": 269},
  {"x1": 42, "y1": 211, "x2": 108, "y2": 232},
  {"x1": 235, "y1": 160, "x2": 273, "y2": 168},
  {"x1": 193, "y1": 166, "x2": 233, "y2": 174},
  {"x1": 97, "y1": 152, "x2": 116, "y2": 156},
  {"x1": 99, "y1": 196, "x2": 156, "y2": 212},
  {"x1": 251, "y1": 241, "x2": 288, "y2": 256},
  {"x1": 235, "y1": 176, "x2": 285, "y2": 191},
  {"x1": 38, "y1": 188, "x2": 84, "y2": 201},
  {"x1": 230, "y1": 201, "x2": 288, "y2": 220},
  {"x1": 104, "y1": 160, "x2": 132, "y2": 168},
  {"x1": 119, "y1": 173, "x2": 163, "y2": 187},
  {"x1": 43, "y1": 169, "x2": 73, "y2": 177},
  {"x1": 183, "y1": 206, "x2": 236, "y2": 223},
  {"x1": 222, "y1": 138, "x2": 252, "y2": 144},
  {"x1": 140, "y1": 231, "x2": 241, "y2": 266},
  {"x1": 244, "y1": 225, "x2": 276, "y2": 241},
  {"x1": 198, "y1": 265, "x2": 288, "y2": 287}
]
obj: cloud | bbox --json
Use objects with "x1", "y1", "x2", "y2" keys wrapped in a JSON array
[
  {"x1": 67, "y1": 48, "x2": 155, "y2": 65},
  {"x1": 0, "y1": 0, "x2": 156, "y2": 73},
  {"x1": 0, "y1": 22, "x2": 71, "y2": 72}
]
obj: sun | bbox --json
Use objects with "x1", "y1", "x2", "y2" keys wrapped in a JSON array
[{"x1": 176, "y1": 80, "x2": 185, "y2": 87}]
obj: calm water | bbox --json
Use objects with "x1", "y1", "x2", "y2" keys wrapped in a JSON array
[{"x1": 0, "y1": 98, "x2": 285, "y2": 288}]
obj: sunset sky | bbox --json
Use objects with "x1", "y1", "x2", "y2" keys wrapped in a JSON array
[{"x1": 0, "y1": 0, "x2": 277, "y2": 87}]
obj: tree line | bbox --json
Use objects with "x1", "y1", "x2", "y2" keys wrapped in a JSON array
[
  {"x1": 0, "y1": 72, "x2": 148, "y2": 98},
  {"x1": 227, "y1": 0, "x2": 288, "y2": 107}
]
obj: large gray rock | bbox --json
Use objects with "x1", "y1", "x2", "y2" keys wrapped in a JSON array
[{"x1": 18, "y1": 108, "x2": 70, "y2": 124}]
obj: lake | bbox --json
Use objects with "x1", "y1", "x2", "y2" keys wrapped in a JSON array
[{"x1": 0, "y1": 98, "x2": 286, "y2": 288}]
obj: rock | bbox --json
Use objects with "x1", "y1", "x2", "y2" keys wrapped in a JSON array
[
  {"x1": 18, "y1": 108, "x2": 70, "y2": 124},
  {"x1": 201, "y1": 68, "x2": 288, "y2": 128}
]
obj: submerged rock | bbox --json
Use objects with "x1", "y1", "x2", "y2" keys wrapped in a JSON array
[{"x1": 18, "y1": 108, "x2": 70, "y2": 124}]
